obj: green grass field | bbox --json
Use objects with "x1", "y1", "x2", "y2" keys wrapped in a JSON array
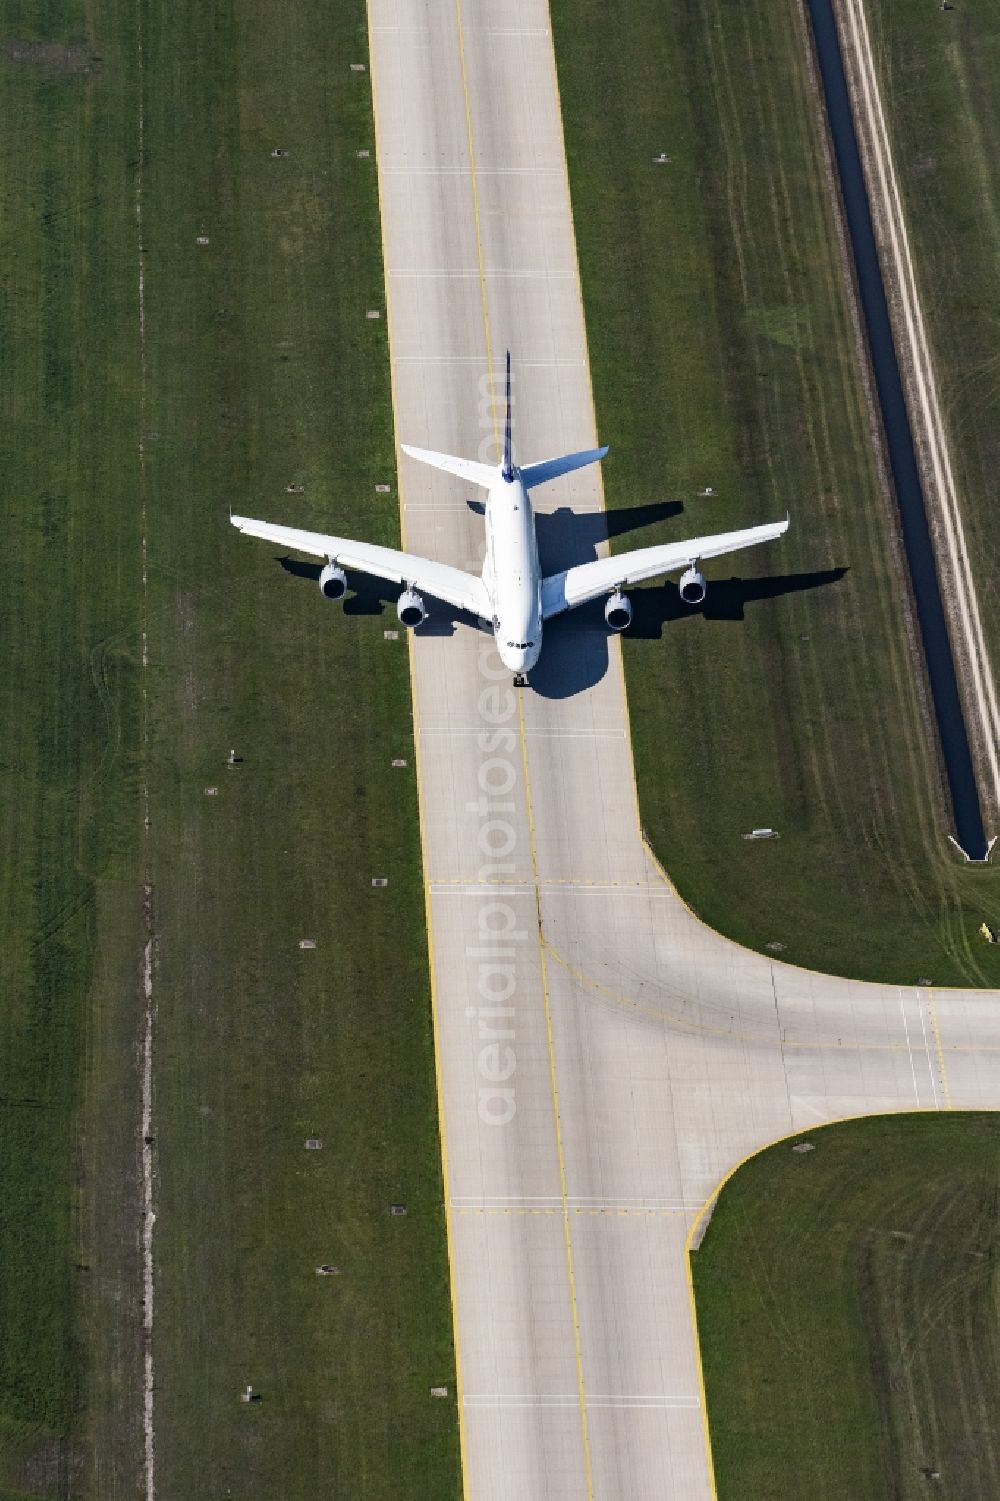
[
  {"x1": 550, "y1": 0, "x2": 1000, "y2": 986},
  {"x1": 861, "y1": 1, "x2": 1000, "y2": 742},
  {"x1": 0, "y1": 1, "x2": 460, "y2": 1497},
  {"x1": 692, "y1": 1113, "x2": 1000, "y2": 1499},
  {"x1": 140, "y1": 1, "x2": 460, "y2": 1496},
  {"x1": 0, "y1": 9, "x2": 144, "y2": 1495}
]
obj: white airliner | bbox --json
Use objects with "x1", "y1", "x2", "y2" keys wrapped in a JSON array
[{"x1": 231, "y1": 354, "x2": 789, "y2": 680}]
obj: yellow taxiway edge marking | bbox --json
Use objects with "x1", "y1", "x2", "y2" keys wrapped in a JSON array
[
  {"x1": 366, "y1": 7, "x2": 471, "y2": 1496},
  {"x1": 538, "y1": 4, "x2": 647, "y2": 848},
  {"x1": 682, "y1": 1108, "x2": 955, "y2": 1501}
]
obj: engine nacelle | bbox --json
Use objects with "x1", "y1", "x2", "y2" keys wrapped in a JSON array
[
  {"x1": 605, "y1": 590, "x2": 632, "y2": 631},
  {"x1": 678, "y1": 566, "x2": 707, "y2": 606},
  {"x1": 397, "y1": 588, "x2": 426, "y2": 628},
  {"x1": 318, "y1": 562, "x2": 348, "y2": 601}
]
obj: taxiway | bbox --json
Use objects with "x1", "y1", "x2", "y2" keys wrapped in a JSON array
[{"x1": 367, "y1": 2, "x2": 1000, "y2": 1495}]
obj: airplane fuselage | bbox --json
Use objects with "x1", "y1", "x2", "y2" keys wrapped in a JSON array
[
  {"x1": 232, "y1": 352, "x2": 790, "y2": 678},
  {"x1": 484, "y1": 470, "x2": 543, "y2": 674}
]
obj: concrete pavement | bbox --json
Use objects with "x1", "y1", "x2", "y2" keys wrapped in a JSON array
[{"x1": 366, "y1": 1, "x2": 1000, "y2": 1495}]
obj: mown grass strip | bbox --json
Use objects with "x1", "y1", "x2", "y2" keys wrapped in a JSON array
[
  {"x1": 0, "y1": 3, "x2": 144, "y2": 1492},
  {"x1": 138, "y1": 0, "x2": 460, "y2": 1496},
  {"x1": 692, "y1": 1113, "x2": 1000, "y2": 1499},
  {"x1": 550, "y1": 0, "x2": 1000, "y2": 985},
  {"x1": 0, "y1": 0, "x2": 460, "y2": 1495}
]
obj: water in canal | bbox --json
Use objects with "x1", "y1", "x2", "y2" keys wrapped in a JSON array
[{"x1": 805, "y1": 0, "x2": 988, "y2": 859}]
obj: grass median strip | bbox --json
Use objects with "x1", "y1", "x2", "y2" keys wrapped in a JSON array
[
  {"x1": 0, "y1": 1, "x2": 144, "y2": 1490},
  {"x1": 0, "y1": 0, "x2": 460, "y2": 1496},
  {"x1": 550, "y1": 0, "x2": 1000, "y2": 986},
  {"x1": 692, "y1": 1113, "x2": 1000, "y2": 1499},
  {"x1": 140, "y1": 0, "x2": 459, "y2": 1495}
]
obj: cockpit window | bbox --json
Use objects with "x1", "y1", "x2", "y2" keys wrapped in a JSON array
[{"x1": 507, "y1": 641, "x2": 534, "y2": 650}]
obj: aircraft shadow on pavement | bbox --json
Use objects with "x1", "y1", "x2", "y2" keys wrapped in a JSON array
[
  {"x1": 276, "y1": 502, "x2": 685, "y2": 648},
  {"x1": 275, "y1": 545, "x2": 848, "y2": 700},
  {"x1": 534, "y1": 499, "x2": 684, "y2": 574},
  {"x1": 530, "y1": 499, "x2": 847, "y2": 699},
  {"x1": 530, "y1": 566, "x2": 849, "y2": 699}
]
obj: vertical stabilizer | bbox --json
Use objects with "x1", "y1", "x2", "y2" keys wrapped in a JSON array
[{"x1": 502, "y1": 350, "x2": 514, "y2": 482}]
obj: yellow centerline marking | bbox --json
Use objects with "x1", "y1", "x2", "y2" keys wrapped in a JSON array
[
  {"x1": 515, "y1": 687, "x2": 595, "y2": 1496},
  {"x1": 544, "y1": 935, "x2": 1000, "y2": 1062},
  {"x1": 454, "y1": 0, "x2": 594, "y2": 1490},
  {"x1": 454, "y1": 0, "x2": 499, "y2": 443},
  {"x1": 927, "y1": 991, "x2": 953, "y2": 1107}
]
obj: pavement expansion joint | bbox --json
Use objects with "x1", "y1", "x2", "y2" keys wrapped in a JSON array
[
  {"x1": 462, "y1": 1394, "x2": 702, "y2": 1410},
  {"x1": 389, "y1": 266, "x2": 576, "y2": 280},
  {"x1": 455, "y1": 1206, "x2": 690, "y2": 1218},
  {"x1": 381, "y1": 164, "x2": 564, "y2": 176},
  {"x1": 393, "y1": 353, "x2": 586, "y2": 367},
  {"x1": 429, "y1": 877, "x2": 663, "y2": 889}
]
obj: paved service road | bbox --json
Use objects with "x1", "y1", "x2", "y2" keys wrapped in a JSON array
[{"x1": 367, "y1": 1, "x2": 1000, "y2": 1496}]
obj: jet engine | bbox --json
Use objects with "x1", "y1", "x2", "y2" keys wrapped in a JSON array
[
  {"x1": 397, "y1": 588, "x2": 426, "y2": 628},
  {"x1": 318, "y1": 562, "x2": 348, "y2": 601},
  {"x1": 678, "y1": 566, "x2": 707, "y2": 606},
  {"x1": 604, "y1": 590, "x2": 632, "y2": 631}
]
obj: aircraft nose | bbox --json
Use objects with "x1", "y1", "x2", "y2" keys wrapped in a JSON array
[
  {"x1": 500, "y1": 646, "x2": 526, "y2": 672},
  {"x1": 498, "y1": 634, "x2": 540, "y2": 675}
]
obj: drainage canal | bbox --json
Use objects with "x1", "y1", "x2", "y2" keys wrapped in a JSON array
[{"x1": 805, "y1": 0, "x2": 988, "y2": 859}]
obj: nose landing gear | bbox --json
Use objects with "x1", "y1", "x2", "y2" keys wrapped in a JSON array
[{"x1": 513, "y1": 673, "x2": 528, "y2": 689}]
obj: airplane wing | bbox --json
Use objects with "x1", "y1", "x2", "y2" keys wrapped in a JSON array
[
  {"x1": 541, "y1": 517, "x2": 789, "y2": 619},
  {"x1": 231, "y1": 515, "x2": 492, "y2": 618}
]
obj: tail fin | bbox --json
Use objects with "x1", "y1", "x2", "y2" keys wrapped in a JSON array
[{"x1": 502, "y1": 350, "x2": 514, "y2": 483}]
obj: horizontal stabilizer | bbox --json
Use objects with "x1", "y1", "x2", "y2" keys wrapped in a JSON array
[
  {"x1": 520, "y1": 446, "x2": 609, "y2": 491},
  {"x1": 401, "y1": 444, "x2": 496, "y2": 491}
]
